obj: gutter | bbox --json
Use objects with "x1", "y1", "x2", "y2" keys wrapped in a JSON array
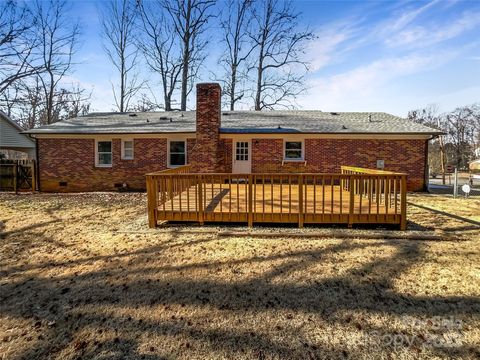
[{"x1": 22, "y1": 131, "x2": 445, "y2": 136}]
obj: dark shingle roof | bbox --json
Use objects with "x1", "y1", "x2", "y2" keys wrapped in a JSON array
[{"x1": 23, "y1": 110, "x2": 442, "y2": 135}]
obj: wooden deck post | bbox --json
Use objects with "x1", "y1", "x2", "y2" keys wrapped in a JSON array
[
  {"x1": 348, "y1": 175, "x2": 354, "y2": 228},
  {"x1": 400, "y1": 175, "x2": 407, "y2": 230},
  {"x1": 198, "y1": 175, "x2": 204, "y2": 225},
  {"x1": 146, "y1": 175, "x2": 157, "y2": 228},
  {"x1": 248, "y1": 175, "x2": 253, "y2": 227},
  {"x1": 298, "y1": 175, "x2": 304, "y2": 228}
]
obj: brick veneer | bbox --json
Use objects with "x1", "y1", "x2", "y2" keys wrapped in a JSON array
[
  {"x1": 37, "y1": 137, "x2": 187, "y2": 192},
  {"x1": 249, "y1": 138, "x2": 427, "y2": 191},
  {"x1": 38, "y1": 136, "x2": 427, "y2": 192},
  {"x1": 219, "y1": 139, "x2": 233, "y2": 173},
  {"x1": 190, "y1": 83, "x2": 222, "y2": 172}
]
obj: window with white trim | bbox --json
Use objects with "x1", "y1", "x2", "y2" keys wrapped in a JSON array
[
  {"x1": 284, "y1": 141, "x2": 303, "y2": 160},
  {"x1": 169, "y1": 140, "x2": 186, "y2": 167},
  {"x1": 122, "y1": 140, "x2": 134, "y2": 159},
  {"x1": 97, "y1": 141, "x2": 112, "y2": 167}
]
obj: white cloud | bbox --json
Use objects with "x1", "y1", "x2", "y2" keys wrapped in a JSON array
[
  {"x1": 307, "y1": 21, "x2": 360, "y2": 71},
  {"x1": 304, "y1": 0, "x2": 453, "y2": 70},
  {"x1": 385, "y1": 11, "x2": 480, "y2": 48},
  {"x1": 297, "y1": 50, "x2": 459, "y2": 113},
  {"x1": 367, "y1": 0, "x2": 441, "y2": 43},
  {"x1": 388, "y1": 0, "x2": 440, "y2": 31}
]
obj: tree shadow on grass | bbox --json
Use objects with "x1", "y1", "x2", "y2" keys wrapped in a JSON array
[
  {"x1": 408, "y1": 202, "x2": 480, "y2": 228},
  {"x1": 1, "y1": 234, "x2": 479, "y2": 359}
]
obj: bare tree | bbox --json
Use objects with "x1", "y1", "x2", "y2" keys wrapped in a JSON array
[
  {"x1": 408, "y1": 104, "x2": 447, "y2": 183},
  {"x1": 249, "y1": 0, "x2": 314, "y2": 110},
  {"x1": 63, "y1": 84, "x2": 91, "y2": 119},
  {"x1": 0, "y1": 1, "x2": 43, "y2": 95},
  {"x1": 13, "y1": 77, "x2": 43, "y2": 129},
  {"x1": 217, "y1": 0, "x2": 255, "y2": 110},
  {"x1": 138, "y1": 0, "x2": 183, "y2": 111},
  {"x1": 33, "y1": 0, "x2": 81, "y2": 124},
  {"x1": 10, "y1": 76, "x2": 90, "y2": 129},
  {"x1": 444, "y1": 105, "x2": 480, "y2": 169},
  {"x1": 409, "y1": 103, "x2": 480, "y2": 180},
  {"x1": 130, "y1": 93, "x2": 162, "y2": 112},
  {"x1": 100, "y1": 0, "x2": 142, "y2": 112},
  {"x1": 162, "y1": 0, "x2": 216, "y2": 111},
  {"x1": 0, "y1": 84, "x2": 22, "y2": 116},
  {"x1": 1, "y1": 0, "x2": 90, "y2": 128}
]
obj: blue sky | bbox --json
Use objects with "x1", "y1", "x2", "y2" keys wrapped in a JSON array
[{"x1": 68, "y1": 0, "x2": 480, "y2": 116}]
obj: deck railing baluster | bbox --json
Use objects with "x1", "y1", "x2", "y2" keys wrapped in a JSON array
[
  {"x1": 330, "y1": 176, "x2": 334, "y2": 214},
  {"x1": 271, "y1": 176, "x2": 274, "y2": 214},
  {"x1": 322, "y1": 175, "x2": 325, "y2": 221},
  {"x1": 339, "y1": 175, "x2": 343, "y2": 215},
  {"x1": 280, "y1": 176, "x2": 283, "y2": 220}
]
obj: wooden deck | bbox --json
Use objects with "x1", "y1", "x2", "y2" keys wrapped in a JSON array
[{"x1": 146, "y1": 167, "x2": 407, "y2": 229}]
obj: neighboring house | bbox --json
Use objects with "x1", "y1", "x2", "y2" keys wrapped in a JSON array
[
  {"x1": 25, "y1": 83, "x2": 441, "y2": 192},
  {"x1": 0, "y1": 111, "x2": 36, "y2": 159}
]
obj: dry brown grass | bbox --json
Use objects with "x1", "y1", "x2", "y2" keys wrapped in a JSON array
[{"x1": 0, "y1": 192, "x2": 479, "y2": 359}]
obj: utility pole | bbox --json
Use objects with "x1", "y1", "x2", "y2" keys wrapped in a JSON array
[{"x1": 453, "y1": 167, "x2": 458, "y2": 198}]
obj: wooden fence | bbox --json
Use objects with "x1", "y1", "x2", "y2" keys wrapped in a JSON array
[
  {"x1": 0, "y1": 159, "x2": 36, "y2": 192},
  {"x1": 146, "y1": 166, "x2": 407, "y2": 230}
]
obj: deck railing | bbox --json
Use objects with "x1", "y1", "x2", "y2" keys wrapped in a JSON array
[{"x1": 146, "y1": 167, "x2": 407, "y2": 230}]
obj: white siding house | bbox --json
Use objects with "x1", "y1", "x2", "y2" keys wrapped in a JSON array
[{"x1": 0, "y1": 111, "x2": 36, "y2": 159}]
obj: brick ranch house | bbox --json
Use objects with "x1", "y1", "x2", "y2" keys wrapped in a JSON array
[{"x1": 25, "y1": 83, "x2": 441, "y2": 192}]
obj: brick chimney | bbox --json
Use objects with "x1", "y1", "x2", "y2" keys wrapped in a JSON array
[{"x1": 190, "y1": 83, "x2": 222, "y2": 172}]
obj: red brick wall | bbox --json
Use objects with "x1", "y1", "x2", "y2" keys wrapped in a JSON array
[
  {"x1": 250, "y1": 138, "x2": 427, "y2": 191},
  {"x1": 186, "y1": 138, "x2": 196, "y2": 163},
  {"x1": 219, "y1": 139, "x2": 233, "y2": 173},
  {"x1": 38, "y1": 136, "x2": 427, "y2": 192},
  {"x1": 190, "y1": 83, "x2": 222, "y2": 172},
  {"x1": 38, "y1": 138, "x2": 174, "y2": 192}
]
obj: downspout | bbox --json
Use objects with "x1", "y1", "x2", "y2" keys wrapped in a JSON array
[
  {"x1": 424, "y1": 138, "x2": 429, "y2": 192},
  {"x1": 35, "y1": 137, "x2": 40, "y2": 192},
  {"x1": 29, "y1": 134, "x2": 40, "y2": 192}
]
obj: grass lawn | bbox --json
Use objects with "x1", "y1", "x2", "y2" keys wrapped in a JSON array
[{"x1": 0, "y1": 192, "x2": 479, "y2": 359}]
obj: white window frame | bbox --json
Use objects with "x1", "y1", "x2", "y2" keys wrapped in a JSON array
[
  {"x1": 95, "y1": 139, "x2": 113, "y2": 167},
  {"x1": 283, "y1": 140, "x2": 304, "y2": 161},
  {"x1": 121, "y1": 139, "x2": 134, "y2": 160},
  {"x1": 168, "y1": 139, "x2": 187, "y2": 168}
]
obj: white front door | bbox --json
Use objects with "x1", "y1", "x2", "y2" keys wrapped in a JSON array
[{"x1": 232, "y1": 140, "x2": 251, "y2": 173}]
